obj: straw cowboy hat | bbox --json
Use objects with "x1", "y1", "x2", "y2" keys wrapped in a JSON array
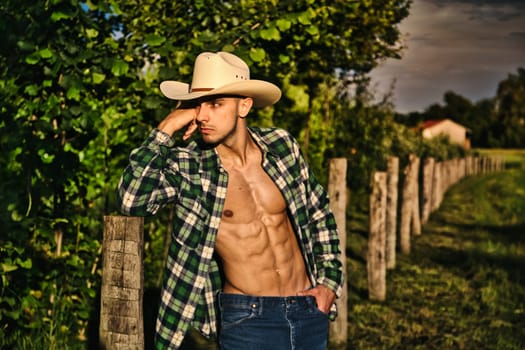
[{"x1": 160, "y1": 51, "x2": 281, "y2": 108}]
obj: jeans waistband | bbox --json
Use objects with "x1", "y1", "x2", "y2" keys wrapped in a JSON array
[{"x1": 219, "y1": 292, "x2": 317, "y2": 310}]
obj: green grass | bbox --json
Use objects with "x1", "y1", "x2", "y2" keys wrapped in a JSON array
[
  {"x1": 344, "y1": 151, "x2": 525, "y2": 350},
  {"x1": 475, "y1": 148, "x2": 525, "y2": 170}
]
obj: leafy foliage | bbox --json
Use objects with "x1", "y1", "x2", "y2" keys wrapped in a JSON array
[{"x1": 0, "y1": 0, "x2": 134, "y2": 346}]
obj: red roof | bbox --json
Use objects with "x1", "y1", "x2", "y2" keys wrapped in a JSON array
[{"x1": 421, "y1": 119, "x2": 444, "y2": 130}]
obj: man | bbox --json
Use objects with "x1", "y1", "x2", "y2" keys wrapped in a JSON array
[{"x1": 117, "y1": 51, "x2": 343, "y2": 350}]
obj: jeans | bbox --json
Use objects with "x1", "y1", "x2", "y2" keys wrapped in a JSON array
[{"x1": 218, "y1": 293, "x2": 329, "y2": 350}]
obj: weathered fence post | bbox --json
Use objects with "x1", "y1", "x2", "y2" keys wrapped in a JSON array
[
  {"x1": 411, "y1": 156, "x2": 422, "y2": 237},
  {"x1": 100, "y1": 216, "x2": 145, "y2": 350},
  {"x1": 399, "y1": 154, "x2": 420, "y2": 254},
  {"x1": 421, "y1": 157, "x2": 435, "y2": 225},
  {"x1": 386, "y1": 156, "x2": 399, "y2": 270},
  {"x1": 431, "y1": 161, "x2": 442, "y2": 212},
  {"x1": 328, "y1": 158, "x2": 348, "y2": 347},
  {"x1": 367, "y1": 171, "x2": 387, "y2": 301},
  {"x1": 465, "y1": 156, "x2": 472, "y2": 177}
]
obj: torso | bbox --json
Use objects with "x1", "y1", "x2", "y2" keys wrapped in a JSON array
[{"x1": 214, "y1": 143, "x2": 311, "y2": 296}]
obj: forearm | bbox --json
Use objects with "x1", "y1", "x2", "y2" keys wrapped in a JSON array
[{"x1": 117, "y1": 129, "x2": 177, "y2": 216}]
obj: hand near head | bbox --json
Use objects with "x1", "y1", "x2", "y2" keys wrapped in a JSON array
[{"x1": 157, "y1": 106, "x2": 199, "y2": 140}]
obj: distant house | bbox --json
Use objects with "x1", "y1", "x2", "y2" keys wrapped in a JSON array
[{"x1": 420, "y1": 119, "x2": 471, "y2": 149}]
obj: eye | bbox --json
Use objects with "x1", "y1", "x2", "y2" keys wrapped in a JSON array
[{"x1": 211, "y1": 99, "x2": 225, "y2": 107}]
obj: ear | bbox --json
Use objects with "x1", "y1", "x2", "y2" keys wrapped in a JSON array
[{"x1": 238, "y1": 97, "x2": 253, "y2": 118}]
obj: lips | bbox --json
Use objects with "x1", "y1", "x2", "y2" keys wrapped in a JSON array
[{"x1": 200, "y1": 126, "x2": 212, "y2": 134}]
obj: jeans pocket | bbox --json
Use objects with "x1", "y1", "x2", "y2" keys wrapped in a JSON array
[
  {"x1": 220, "y1": 305, "x2": 256, "y2": 330},
  {"x1": 304, "y1": 297, "x2": 329, "y2": 318}
]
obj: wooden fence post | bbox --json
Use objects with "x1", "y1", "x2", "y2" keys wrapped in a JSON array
[
  {"x1": 386, "y1": 156, "x2": 399, "y2": 270},
  {"x1": 399, "y1": 154, "x2": 420, "y2": 254},
  {"x1": 411, "y1": 156, "x2": 422, "y2": 237},
  {"x1": 328, "y1": 158, "x2": 348, "y2": 347},
  {"x1": 100, "y1": 216, "x2": 145, "y2": 350},
  {"x1": 421, "y1": 157, "x2": 435, "y2": 225},
  {"x1": 367, "y1": 171, "x2": 387, "y2": 301},
  {"x1": 431, "y1": 161, "x2": 442, "y2": 212}
]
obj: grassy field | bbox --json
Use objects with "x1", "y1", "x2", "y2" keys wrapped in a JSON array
[
  {"x1": 475, "y1": 148, "x2": 525, "y2": 170},
  {"x1": 344, "y1": 150, "x2": 525, "y2": 349}
]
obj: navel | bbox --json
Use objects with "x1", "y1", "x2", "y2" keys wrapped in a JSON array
[{"x1": 223, "y1": 209, "x2": 234, "y2": 218}]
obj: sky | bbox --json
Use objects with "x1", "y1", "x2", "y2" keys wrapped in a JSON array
[{"x1": 369, "y1": 0, "x2": 525, "y2": 113}]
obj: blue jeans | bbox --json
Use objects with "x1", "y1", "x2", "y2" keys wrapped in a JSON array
[{"x1": 218, "y1": 293, "x2": 329, "y2": 350}]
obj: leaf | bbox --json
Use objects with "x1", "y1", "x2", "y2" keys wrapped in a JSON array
[
  {"x1": 24, "y1": 84, "x2": 39, "y2": 96},
  {"x1": 77, "y1": 309, "x2": 90, "y2": 320},
  {"x1": 16, "y1": 258, "x2": 32, "y2": 269},
  {"x1": 276, "y1": 19, "x2": 292, "y2": 31},
  {"x1": 38, "y1": 149, "x2": 55, "y2": 164},
  {"x1": 1, "y1": 263, "x2": 18, "y2": 273},
  {"x1": 145, "y1": 34, "x2": 166, "y2": 47},
  {"x1": 306, "y1": 25, "x2": 319, "y2": 36},
  {"x1": 85, "y1": 28, "x2": 99, "y2": 39},
  {"x1": 298, "y1": 10, "x2": 313, "y2": 25},
  {"x1": 111, "y1": 60, "x2": 129, "y2": 76},
  {"x1": 38, "y1": 48, "x2": 53, "y2": 59},
  {"x1": 260, "y1": 26, "x2": 281, "y2": 41},
  {"x1": 279, "y1": 54, "x2": 290, "y2": 64},
  {"x1": 249, "y1": 48, "x2": 266, "y2": 62},
  {"x1": 221, "y1": 44, "x2": 236, "y2": 52},
  {"x1": 66, "y1": 87, "x2": 81, "y2": 100},
  {"x1": 10, "y1": 210, "x2": 23, "y2": 222},
  {"x1": 17, "y1": 40, "x2": 34, "y2": 51},
  {"x1": 92, "y1": 72, "x2": 106, "y2": 84},
  {"x1": 51, "y1": 11, "x2": 71, "y2": 22},
  {"x1": 25, "y1": 52, "x2": 40, "y2": 65}
]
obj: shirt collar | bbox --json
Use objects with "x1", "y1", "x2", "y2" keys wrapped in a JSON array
[{"x1": 247, "y1": 127, "x2": 279, "y2": 158}]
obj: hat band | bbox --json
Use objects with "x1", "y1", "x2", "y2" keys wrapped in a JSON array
[{"x1": 191, "y1": 87, "x2": 213, "y2": 92}]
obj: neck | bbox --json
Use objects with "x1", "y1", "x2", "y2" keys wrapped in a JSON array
[{"x1": 216, "y1": 126, "x2": 257, "y2": 167}]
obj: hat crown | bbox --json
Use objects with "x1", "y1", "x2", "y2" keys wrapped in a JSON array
[
  {"x1": 190, "y1": 52, "x2": 250, "y2": 92},
  {"x1": 159, "y1": 51, "x2": 281, "y2": 107}
]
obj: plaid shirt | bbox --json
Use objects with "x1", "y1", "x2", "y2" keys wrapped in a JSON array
[{"x1": 117, "y1": 127, "x2": 343, "y2": 349}]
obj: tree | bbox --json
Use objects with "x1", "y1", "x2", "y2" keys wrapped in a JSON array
[
  {"x1": 469, "y1": 98, "x2": 493, "y2": 148},
  {"x1": 0, "y1": 0, "x2": 138, "y2": 346},
  {"x1": 491, "y1": 68, "x2": 525, "y2": 148}
]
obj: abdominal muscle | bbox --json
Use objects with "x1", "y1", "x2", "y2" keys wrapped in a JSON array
[
  {"x1": 214, "y1": 156, "x2": 311, "y2": 297},
  {"x1": 215, "y1": 214, "x2": 311, "y2": 296}
]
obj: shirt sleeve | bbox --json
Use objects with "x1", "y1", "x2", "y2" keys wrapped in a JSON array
[
  {"x1": 295, "y1": 141, "x2": 344, "y2": 298},
  {"x1": 116, "y1": 129, "x2": 179, "y2": 216}
]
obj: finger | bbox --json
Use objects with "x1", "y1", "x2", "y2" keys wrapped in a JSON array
[{"x1": 182, "y1": 118, "x2": 198, "y2": 140}]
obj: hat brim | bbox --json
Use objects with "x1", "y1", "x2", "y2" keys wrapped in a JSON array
[{"x1": 160, "y1": 80, "x2": 281, "y2": 108}]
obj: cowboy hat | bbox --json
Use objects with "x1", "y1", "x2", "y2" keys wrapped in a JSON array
[{"x1": 160, "y1": 51, "x2": 281, "y2": 108}]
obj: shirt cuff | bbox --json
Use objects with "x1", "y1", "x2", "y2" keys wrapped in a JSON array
[{"x1": 151, "y1": 129, "x2": 175, "y2": 147}]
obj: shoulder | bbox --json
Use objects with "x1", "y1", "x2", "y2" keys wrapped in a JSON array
[{"x1": 249, "y1": 127, "x2": 299, "y2": 152}]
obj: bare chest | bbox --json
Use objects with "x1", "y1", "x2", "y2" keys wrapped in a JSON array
[{"x1": 221, "y1": 163, "x2": 286, "y2": 223}]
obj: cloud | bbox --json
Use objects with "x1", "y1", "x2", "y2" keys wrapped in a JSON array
[{"x1": 370, "y1": 0, "x2": 525, "y2": 112}]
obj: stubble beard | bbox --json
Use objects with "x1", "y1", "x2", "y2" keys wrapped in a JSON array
[{"x1": 202, "y1": 102, "x2": 242, "y2": 146}]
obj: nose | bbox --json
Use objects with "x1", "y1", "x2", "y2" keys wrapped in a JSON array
[{"x1": 195, "y1": 104, "x2": 208, "y2": 123}]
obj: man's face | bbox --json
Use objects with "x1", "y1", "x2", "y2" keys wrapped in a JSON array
[{"x1": 195, "y1": 95, "x2": 249, "y2": 145}]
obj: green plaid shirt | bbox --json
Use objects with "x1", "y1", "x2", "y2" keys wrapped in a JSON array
[{"x1": 117, "y1": 127, "x2": 343, "y2": 349}]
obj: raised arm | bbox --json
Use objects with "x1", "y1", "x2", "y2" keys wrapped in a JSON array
[{"x1": 116, "y1": 107, "x2": 198, "y2": 216}]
